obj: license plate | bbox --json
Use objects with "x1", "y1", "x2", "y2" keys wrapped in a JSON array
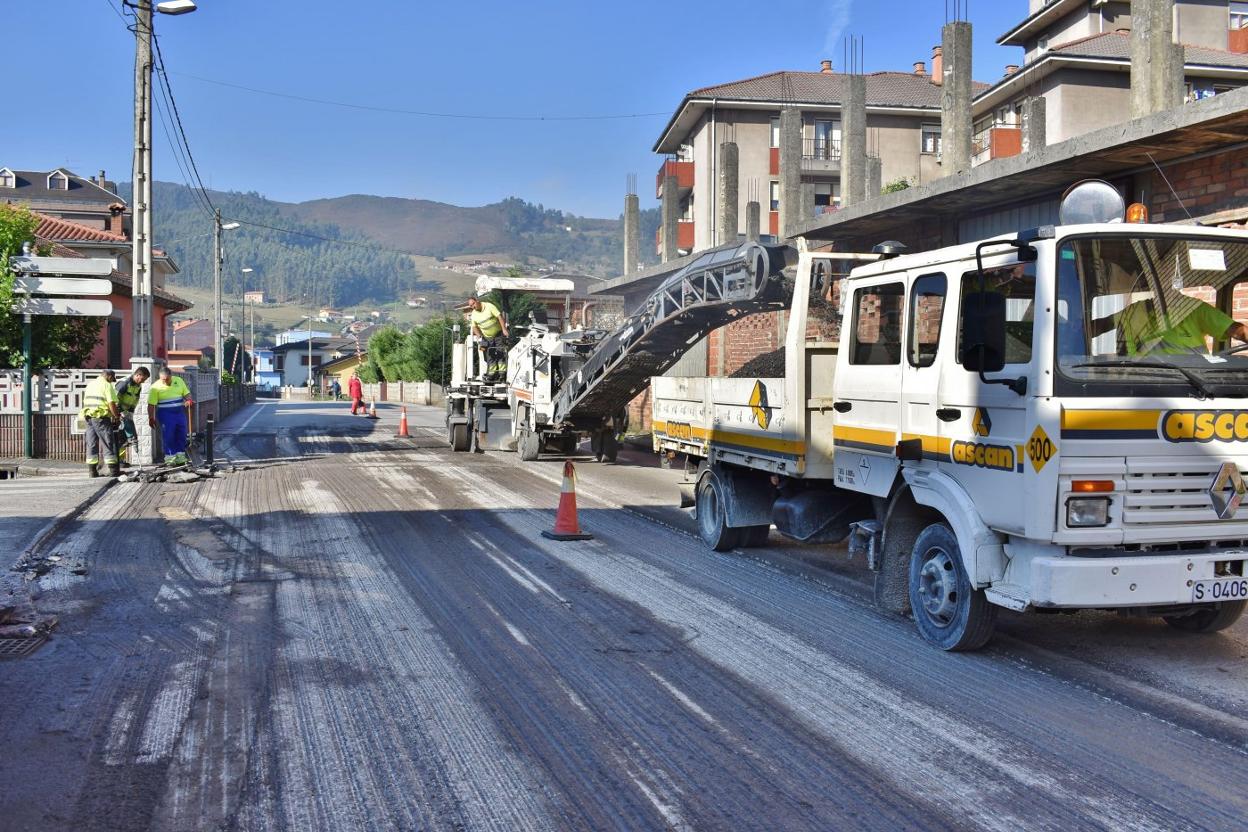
[{"x1": 1192, "y1": 577, "x2": 1248, "y2": 603}]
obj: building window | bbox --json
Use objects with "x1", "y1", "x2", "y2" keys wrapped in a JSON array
[
  {"x1": 47, "y1": 170, "x2": 68, "y2": 190},
  {"x1": 300, "y1": 354, "x2": 322, "y2": 366},
  {"x1": 921, "y1": 124, "x2": 941, "y2": 155},
  {"x1": 0, "y1": 169, "x2": 14, "y2": 188},
  {"x1": 770, "y1": 117, "x2": 780, "y2": 148},
  {"x1": 1233, "y1": 2, "x2": 1248, "y2": 29},
  {"x1": 814, "y1": 182, "x2": 840, "y2": 214},
  {"x1": 769, "y1": 181, "x2": 780, "y2": 211},
  {"x1": 812, "y1": 120, "x2": 841, "y2": 159},
  {"x1": 1036, "y1": 35, "x2": 1049, "y2": 53}
]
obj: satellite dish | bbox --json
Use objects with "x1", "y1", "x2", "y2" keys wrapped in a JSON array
[{"x1": 1059, "y1": 179, "x2": 1125, "y2": 225}]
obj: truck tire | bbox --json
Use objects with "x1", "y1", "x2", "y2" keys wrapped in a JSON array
[
  {"x1": 696, "y1": 473, "x2": 740, "y2": 552},
  {"x1": 450, "y1": 423, "x2": 470, "y2": 452},
  {"x1": 1163, "y1": 600, "x2": 1247, "y2": 633},
  {"x1": 518, "y1": 429, "x2": 541, "y2": 462},
  {"x1": 596, "y1": 430, "x2": 618, "y2": 463},
  {"x1": 908, "y1": 523, "x2": 997, "y2": 651}
]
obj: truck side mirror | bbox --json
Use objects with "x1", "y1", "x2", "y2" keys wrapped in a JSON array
[{"x1": 960, "y1": 291, "x2": 1007, "y2": 374}]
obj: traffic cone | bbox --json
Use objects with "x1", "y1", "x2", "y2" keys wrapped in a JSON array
[
  {"x1": 395, "y1": 406, "x2": 410, "y2": 438},
  {"x1": 367, "y1": 399, "x2": 379, "y2": 420},
  {"x1": 542, "y1": 461, "x2": 593, "y2": 541}
]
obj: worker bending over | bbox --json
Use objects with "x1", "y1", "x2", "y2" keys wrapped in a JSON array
[
  {"x1": 149, "y1": 365, "x2": 193, "y2": 466},
  {"x1": 80, "y1": 369, "x2": 120, "y2": 477},
  {"x1": 113, "y1": 366, "x2": 150, "y2": 466}
]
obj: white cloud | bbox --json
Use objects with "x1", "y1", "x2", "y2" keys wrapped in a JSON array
[{"x1": 821, "y1": 0, "x2": 854, "y2": 60}]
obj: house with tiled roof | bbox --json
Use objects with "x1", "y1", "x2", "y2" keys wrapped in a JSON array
[
  {"x1": 977, "y1": 1, "x2": 1248, "y2": 147},
  {"x1": 32, "y1": 212, "x2": 190, "y2": 368},
  {"x1": 2, "y1": 167, "x2": 128, "y2": 237},
  {"x1": 653, "y1": 60, "x2": 991, "y2": 254}
]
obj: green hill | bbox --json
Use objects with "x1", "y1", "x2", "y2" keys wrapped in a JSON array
[{"x1": 128, "y1": 182, "x2": 660, "y2": 310}]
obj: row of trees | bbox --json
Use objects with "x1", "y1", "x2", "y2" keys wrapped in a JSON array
[{"x1": 0, "y1": 205, "x2": 102, "y2": 370}]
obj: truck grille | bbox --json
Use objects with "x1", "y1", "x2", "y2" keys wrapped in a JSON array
[{"x1": 1123, "y1": 458, "x2": 1244, "y2": 526}]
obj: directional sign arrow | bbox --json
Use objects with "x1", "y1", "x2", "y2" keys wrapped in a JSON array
[
  {"x1": 12, "y1": 276, "x2": 113, "y2": 296},
  {"x1": 8, "y1": 255, "x2": 114, "y2": 276},
  {"x1": 11, "y1": 297, "x2": 113, "y2": 317}
]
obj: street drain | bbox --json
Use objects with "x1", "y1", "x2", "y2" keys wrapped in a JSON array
[{"x1": 0, "y1": 635, "x2": 48, "y2": 659}]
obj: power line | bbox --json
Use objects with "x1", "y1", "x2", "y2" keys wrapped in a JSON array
[
  {"x1": 224, "y1": 216, "x2": 420, "y2": 257},
  {"x1": 151, "y1": 30, "x2": 217, "y2": 214},
  {"x1": 170, "y1": 71, "x2": 669, "y2": 122},
  {"x1": 154, "y1": 73, "x2": 216, "y2": 219}
]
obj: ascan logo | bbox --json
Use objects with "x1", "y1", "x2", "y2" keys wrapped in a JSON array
[
  {"x1": 1161, "y1": 410, "x2": 1248, "y2": 443},
  {"x1": 950, "y1": 441, "x2": 1016, "y2": 472}
]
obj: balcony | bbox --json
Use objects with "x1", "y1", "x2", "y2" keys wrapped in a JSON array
[
  {"x1": 654, "y1": 221, "x2": 695, "y2": 255},
  {"x1": 971, "y1": 126, "x2": 1022, "y2": 167},
  {"x1": 1232, "y1": 27, "x2": 1248, "y2": 54},
  {"x1": 801, "y1": 138, "x2": 842, "y2": 173},
  {"x1": 655, "y1": 160, "x2": 694, "y2": 199},
  {"x1": 769, "y1": 147, "x2": 780, "y2": 176}
]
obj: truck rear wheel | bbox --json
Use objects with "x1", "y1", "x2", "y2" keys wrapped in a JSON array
[
  {"x1": 518, "y1": 428, "x2": 541, "y2": 461},
  {"x1": 696, "y1": 473, "x2": 740, "y2": 551},
  {"x1": 1163, "y1": 600, "x2": 1246, "y2": 633},
  {"x1": 592, "y1": 430, "x2": 618, "y2": 463},
  {"x1": 450, "y1": 423, "x2": 470, "y2": 452},
  {"x1": 908, "y1": 523, "x2": 997, "y2": 651},
  {"x1": 741, "y1": 525, "x2": 771, "y2": 547}
]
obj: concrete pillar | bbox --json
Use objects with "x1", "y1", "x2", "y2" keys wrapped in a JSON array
[
  {"x1": 778, "y1": 107, "x2": 803, "y2": 239},
  {"x1": 1020, "y1": 96, "x2": 1046, "y2": 153},
  {"x1": 1131, "y1": 0, "x2": 1183, "y2": 119},
  {"x1": 623, "y1": 192, "x2": 640, "y2": 275},
  {"x1": 661, "y1": 172, "x2": 679, "y2": 262},
  {"x1": 717, "y1": 141, "x2": 739, "y2": 245},
  {"x1": 842, "y1": 75, "x2": 867, "y2": 207},
  {"x1": 865, "y1": 157, "x2": 882, "y2": 200},
  {"x1": 800, "y1": 181, "x2": 815, "y2": 224},
  {"x1": 940, "y1": 21, "x2": 973, "y2": 176},
  {"x1": 745, "y1": 200, "x2": 761, "y2": 242}
]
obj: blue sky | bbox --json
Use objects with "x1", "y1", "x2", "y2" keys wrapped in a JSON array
[{"x1": 9, "y1": 1, "x2": 1024, "y2": 218}]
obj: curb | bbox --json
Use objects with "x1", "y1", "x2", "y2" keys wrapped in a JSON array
[{"x1": 15, "y1": 476, "x2": 117, "y2": 565}]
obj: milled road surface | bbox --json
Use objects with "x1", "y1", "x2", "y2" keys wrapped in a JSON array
[{"x1": 3, "y1": 400, "x2": 1247, "y2": 831}]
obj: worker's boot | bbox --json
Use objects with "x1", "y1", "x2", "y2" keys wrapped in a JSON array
[
  {"x1": 103, "y1": 463, "x2": 120, "y2": 478},
  {"x1": 87, "y1": 462, "x2": 99, "y2": 478}
]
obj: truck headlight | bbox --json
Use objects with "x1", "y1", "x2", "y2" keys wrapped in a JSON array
[{"x1": 1067, "y1": 497, "x2": 1110, "y2": 527}]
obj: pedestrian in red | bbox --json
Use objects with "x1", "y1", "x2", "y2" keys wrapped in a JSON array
[{"x1": 348, "y1": 373, "x2": 364, "y2": 415}]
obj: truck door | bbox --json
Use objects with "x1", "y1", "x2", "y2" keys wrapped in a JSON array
[
  {"x1": 901, "y1": 273, "x2": 949, "y2": 466},
  {"x1": 832, "y1": 278, "x2": 904, "y2": 497},
  {"x1": 938, "y1": 262, "x2": 1036, "y2": 534}
]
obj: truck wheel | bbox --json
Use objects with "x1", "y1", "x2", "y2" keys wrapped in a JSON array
[
  {"x1": 559, "y1": 435, "x2": 579, "y2": 456},
  {"x1": 696, "y1": 473, "x2": 740, "y2": 551},
  {"x1": 599, "y1": 431, "x2": 619, "y2": 463},
  {"x1": 908, "y1": 523, "x2": 997, "y2": 651},
  {"x1": 1163, "y1": 600, "x2": 1246, "y2": 633},
  {"x1": 450, "y1": 423, "x2": 470, "y2": 452},
  {"x1": 741, "y1": 525, "x2": 771, "y2": 547},
  {"x1": 518, "y1": 429, "x2": 541, "y2": 462}
]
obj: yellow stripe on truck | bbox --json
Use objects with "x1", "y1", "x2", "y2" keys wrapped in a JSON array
[
  {"x1": 652, "y1": 420, "x2": 806, "y2": 455},
  {"x1": 832, "y1": 425, "x2": 896, "y2": 452},
  {"x1": 1060, "y1": 409, "x2": 1161, "y2": 431}
]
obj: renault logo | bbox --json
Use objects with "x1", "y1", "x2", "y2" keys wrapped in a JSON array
[{"x1": 1209, "y1": 462, "x2": 1247, "y2": 520}]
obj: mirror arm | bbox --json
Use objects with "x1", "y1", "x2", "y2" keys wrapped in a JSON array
[
  {"x1": 972, "y1": 241, "x2": 1029, "y2": 397},
  {"x1": 978, "y1": 369, "x2": 1028, "y2": 396}
]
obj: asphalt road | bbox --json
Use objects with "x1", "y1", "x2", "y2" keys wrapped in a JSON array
[{"x1": 3, "y1": 400, "x2": 1247, "y2": 831}]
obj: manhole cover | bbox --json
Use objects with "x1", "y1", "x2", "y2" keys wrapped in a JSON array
[{"x1": 0, "y1": 635, "x2": 48, "y2": 659}]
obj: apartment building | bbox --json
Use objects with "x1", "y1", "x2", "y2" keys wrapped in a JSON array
[
  {"x1": 1, "y1": 167, "x2": 127, "y2": 235},
  {"x1": 652, "y1": 62, "x2": 989, "y2": 256},
  {"x1": 973, "y1": 0, "x2": 1248, "y2": 155}
]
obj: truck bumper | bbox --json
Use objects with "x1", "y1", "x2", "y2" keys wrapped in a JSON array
[{"x1": 1027, "y1": 551, "x2": 1247, "y2": 608}]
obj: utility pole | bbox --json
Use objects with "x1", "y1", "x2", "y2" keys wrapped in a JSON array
[
  {"x1": 213, "y1": 208, "x2": 223, "y2": 373},
  {"x1": 130, "y1": 0, "x2": 154, "y2": 361}
]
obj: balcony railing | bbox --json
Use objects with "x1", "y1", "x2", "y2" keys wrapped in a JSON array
[
  {"x1": 971, "y1": 125, "x2": 1022, "y2": 167},
  {"x1": 803, "y1": 138, "x2": 842, "y2": 161},
  {"x1": 654, "y1": 221, "x2": 695, "y2": 255},
  {"x1": 655, "y1": 160, "x2": 694, "y2": 199}
]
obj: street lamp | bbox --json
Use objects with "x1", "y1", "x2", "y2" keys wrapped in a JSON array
[
  {"x1": 241, "y1": 267, "x2": 254, "y2": 382},
  {"x1": 129, "y1": 0, "x2": 197, "y2": 365},
  {"x1": 213, "y1": 213, "x2": 241, "y2": 376}
]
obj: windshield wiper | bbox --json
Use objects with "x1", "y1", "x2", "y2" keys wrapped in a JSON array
[{"x1": 1071, "y1": 358, "x2": 1214, "y2": 399}]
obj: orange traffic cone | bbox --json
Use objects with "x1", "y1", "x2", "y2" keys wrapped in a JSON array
[
  {"x1": 395, "y1": 406, "x2": 410, "y2": 438},
  {"x1": 542, "y1": 460, "x2": 593, "y2": 541},
  {"x1": 367, "y1": 399, "x2": 379, "y2": 420}
]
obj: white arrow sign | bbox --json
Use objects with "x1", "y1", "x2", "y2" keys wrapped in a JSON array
[
  {"x1": 13, "y1": 276, "x2": 113, "y2": 296},
  {"x1": 8, "y1": 255, "x2": 114, "y2": 276},
  {"x1": 11, "y1": 297, "x2": 113, "y2": 317}
]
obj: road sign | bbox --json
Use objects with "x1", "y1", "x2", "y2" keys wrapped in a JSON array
[
  {"x1": 12, "y1": 276, "x2": 113, "y2": 296},
  {"x1": 8, "y1": 255, "x2": 114, "y2": 276},
  {"x1": 11, "y1": 296, "x2": 113, "y2": 317}
]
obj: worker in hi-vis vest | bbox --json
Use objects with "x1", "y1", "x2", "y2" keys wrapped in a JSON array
[
  {"x1": 80, "y1": 369, "x2": 120, "y2": 477},
  {"x1": 148, "y1": 365, "x2": 193, "y2": 466}
]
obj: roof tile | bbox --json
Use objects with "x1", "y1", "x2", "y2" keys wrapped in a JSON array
[{"x1": 687, "y1": 70, "x2": 989, "y2": 109}]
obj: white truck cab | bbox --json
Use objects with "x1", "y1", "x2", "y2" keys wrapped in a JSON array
[{"x1": 655, "y1": 183, "x2": 1248, "y2": 650}]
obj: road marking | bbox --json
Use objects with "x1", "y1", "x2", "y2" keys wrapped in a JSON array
[
  {"x1": 217, "y1": 400, "x2": 268, "y2": 435},
  {"x1": 646, "y1": 670, "x2": 720, "y2": 729}
]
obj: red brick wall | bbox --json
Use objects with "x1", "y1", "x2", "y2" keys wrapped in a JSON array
[{"x1": 1150, "y1": 150, "x2": 1248, "y2": 222}]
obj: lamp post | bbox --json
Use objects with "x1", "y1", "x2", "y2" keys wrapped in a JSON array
[
  {"x1": 241, "y1": 267, "x2": 254, "y2": 382},
  {"x1": 128, "y1": 0, "x2": 198, "y2": 364},
  {"x1": 213, "y1": 211, "x2": 241, "y2": 375}
]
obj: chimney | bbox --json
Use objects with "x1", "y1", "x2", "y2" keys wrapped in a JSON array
[
  {"x1": 98, "y1": 169, "x2": 106, "y2": 185},
  {"x1": 931, "y1": 45, "x2": 943, "y2": 85},
  {"x1": 820, "y1": 59, "x2": 833, "y2": 73},
  {"x1": 1005, "y1": 64, "x2": 1020, "y2": 75},
  {"x1": 914, "y1": 61, "x2": 927, "y2": 75},
  {"x1": 108, "y1": 202, "x2": 126, "y2": 238}
]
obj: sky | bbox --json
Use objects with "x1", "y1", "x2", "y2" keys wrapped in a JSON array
[{"x1": 8, "y1": 0, "x2": 1025, "y2": 219}]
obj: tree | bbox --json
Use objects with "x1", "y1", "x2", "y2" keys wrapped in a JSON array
[
  {"x1": 0, "y1": 204, "x2": 103, "y2": 370},
  {"x1": 482, "y1": 290, "x2": 542, "y2": 336}
]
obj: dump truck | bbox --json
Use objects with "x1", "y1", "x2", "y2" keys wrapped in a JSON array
[{"x1": 654, "y1": 181, "x2": 1248, "y2": 650}]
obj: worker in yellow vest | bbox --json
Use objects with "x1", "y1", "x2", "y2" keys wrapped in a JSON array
[
  {"x1": 79, "y1": 369, "x2": 120, "y2": 477},
  {"x1": 148, "y1": 365, "x2": 193, "y2": 466}
]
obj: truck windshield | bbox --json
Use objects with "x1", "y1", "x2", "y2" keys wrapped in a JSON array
[{"x1": 1055, "y1": 235, "x2": 1248, "y2": 396}]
